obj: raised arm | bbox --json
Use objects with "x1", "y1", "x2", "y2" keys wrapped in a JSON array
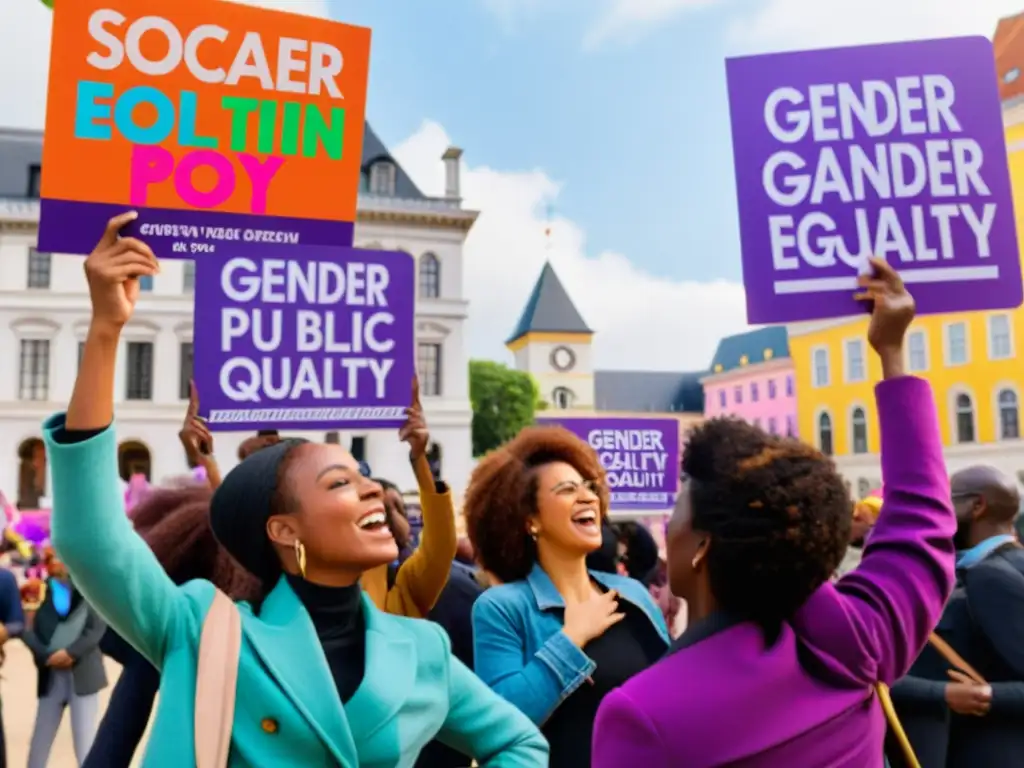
[
  {"x1": 386, "y1": 378, "x2": 456, "y2": 617},
  {"x1": 179, "y1": 382, "x2": 222, "y2": 490},
  {"x1": 472, "y1": 589, "x2": 594, "y2": 725},
  {"x1": 794, "y1": 259, "x2": 956, "y2": 685},
  {"x1": 47, "y1": 212, "x2": 190, "y2": 666}
]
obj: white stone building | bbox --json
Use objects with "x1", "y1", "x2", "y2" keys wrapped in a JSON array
[{"x1": 0, "y1": 125, "x2": 477, "y2": 509}]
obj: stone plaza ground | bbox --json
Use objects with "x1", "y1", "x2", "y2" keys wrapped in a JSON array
[{"x1": 2, "y1": 640, "x2": 147, "y2": 767}]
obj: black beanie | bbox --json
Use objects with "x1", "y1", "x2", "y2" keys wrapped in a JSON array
[{"x1": 210, "y1": 438, "x2": 308, "y2": 583}]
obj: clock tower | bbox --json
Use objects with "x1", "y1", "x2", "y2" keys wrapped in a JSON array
[{"x1": 506, "y1": 262, "x2": 595, "y2": 410}]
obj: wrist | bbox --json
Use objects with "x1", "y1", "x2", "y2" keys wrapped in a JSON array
[
  {"x1": 87, "y1": 320, "x2": 123, "y2": 344},
  {"x1": 562, "y1": 627, "x2": 586, "y2": 648},
  {"x1": 877, "y1": 347, "x2": 905, "y2": 380}
]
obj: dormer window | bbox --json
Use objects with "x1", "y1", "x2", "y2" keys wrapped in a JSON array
[
  {"x1": 27, "y1": 164, "x2": 41, "y2": 198},
  {"x1": 369, "y1": 160, "x2": 397, "y2": 196}
]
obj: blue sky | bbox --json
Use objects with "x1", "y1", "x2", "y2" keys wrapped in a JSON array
[
  {"x1": 1, "y1": 0, "x2": 1016, "y2": 368},
  {"x1": 335, "y1": 0, "x2": 743, "y2": 285}
]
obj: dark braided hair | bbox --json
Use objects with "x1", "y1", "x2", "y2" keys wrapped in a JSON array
[
  {"x1": 683, "y1": 417, "x2": 850, "y2": 641},
  {"x1": 131, "y1": 485, "x2": 260, "y2": 601}
]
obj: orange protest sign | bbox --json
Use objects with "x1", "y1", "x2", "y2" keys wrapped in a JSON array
[{"x1": 39, "y1": 0, "x2": 370, "y2": 256}]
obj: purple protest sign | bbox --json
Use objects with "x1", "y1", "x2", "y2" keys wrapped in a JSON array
[
  {"x1": 193, "y1": 245, "x2": 415, "y2": 431},
  {"x1": 726, "y1": 36, "x2": 1022, "y2": 324},
  {"x1": 537, "y1": 416, "x2": 680, "y2": 512}
]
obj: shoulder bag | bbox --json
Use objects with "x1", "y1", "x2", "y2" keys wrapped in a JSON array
[{"x1": 195, "y1": 589, "x2": 242, "y2": 768}]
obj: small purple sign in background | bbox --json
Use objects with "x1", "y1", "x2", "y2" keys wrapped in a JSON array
[
  {"x1": 537, "y1": 416, "x2": 680, "y2": 512},
  {"x1": 726, "y1": 36, "x2": 1022, "y2": 324},
  {"x1": 37, "y1": 199, "x2": 355, "y2": 258},
  {"x1": 193, "y1": 245, "x2": 415, "y2": 431}
]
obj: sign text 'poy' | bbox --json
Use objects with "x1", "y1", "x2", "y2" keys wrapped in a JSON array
[
  {"x1": 193, "y1": 246, "x2": 415, "y2": 431},
  {"x1": 726, "y1": 36, "x2": 1022, "y2": 323}
]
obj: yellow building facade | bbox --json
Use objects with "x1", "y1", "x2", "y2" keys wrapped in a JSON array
[{"x1": 788, "y1": 118, "x2": 1024, "y2": 495}]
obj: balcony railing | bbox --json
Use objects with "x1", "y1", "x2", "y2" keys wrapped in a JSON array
[{"x1": 0, "y1": 197, "x2": 40, "y2": 221}]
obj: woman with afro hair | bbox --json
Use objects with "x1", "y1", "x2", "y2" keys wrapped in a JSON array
[
  {"x1": 592, "y1": 259, "x2": 957, "y2": 767},
  {"x1": 466, "y1": 423, "x2": 670, "y2": 767}
]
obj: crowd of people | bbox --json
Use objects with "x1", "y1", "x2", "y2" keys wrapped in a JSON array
[{"x1": 0, "y1": 218, "x2": 1017, "y2": 766}]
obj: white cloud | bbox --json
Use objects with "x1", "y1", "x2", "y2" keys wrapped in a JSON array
[
  {"x1": 729, "y1": 0, "x2": 1020, "y2": 53},
  {"x1": 0, "y1": 0, "x2": 329, "y2": 130},
  {"x1": 393, "y1": 120, "x2": 749, "y2": 371},
  {"x1": 584, "y1": 0, "x2": 719, "y2": 49}
]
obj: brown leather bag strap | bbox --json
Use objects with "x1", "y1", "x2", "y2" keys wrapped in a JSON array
[
  {"x1": 928, "y1": 632, "x2": 986, "y2": 685},
  {"x1": 195, "y1": 589, "x2": 242, "y2": 768}
]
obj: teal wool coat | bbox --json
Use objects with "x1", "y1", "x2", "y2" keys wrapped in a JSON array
[{"x1": 44, "y1": 416, "x2": 548, "y2": 767}]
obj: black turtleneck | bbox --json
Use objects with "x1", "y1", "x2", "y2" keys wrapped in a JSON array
[{"x1": 285, "y1": 574, "x2": 366, "y2": 703}]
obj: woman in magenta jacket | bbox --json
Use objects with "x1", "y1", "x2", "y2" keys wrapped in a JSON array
[{"x1": 593, "y1": 259, "x2": 956, "y2": 767}]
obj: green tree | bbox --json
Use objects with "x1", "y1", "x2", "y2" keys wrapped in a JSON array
[{"x1": 469, "y1": 360, "x2": 543, "y2": 456}]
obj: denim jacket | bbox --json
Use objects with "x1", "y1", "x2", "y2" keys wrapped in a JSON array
[{"x1": 472, "y1": 562, "x2": 670, "y2": 725}]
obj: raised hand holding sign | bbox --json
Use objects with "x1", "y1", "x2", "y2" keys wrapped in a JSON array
[{"x1": 84, "y1": 211, "x2": 159, "y2": 331}]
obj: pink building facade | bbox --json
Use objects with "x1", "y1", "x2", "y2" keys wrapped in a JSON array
[{"x1": 701, "y1": 327, "x2": 798, "y2": 438}]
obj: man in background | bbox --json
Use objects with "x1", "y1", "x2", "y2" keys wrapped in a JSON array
[{"x1": 890, "y1": 466, "x2": 1024, "y2": 767}]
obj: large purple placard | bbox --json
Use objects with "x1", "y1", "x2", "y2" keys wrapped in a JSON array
[
  {"x1": 193, "y1": 245, "x2": 415, "y2": 431},
  {"x1": 726, "y1": 36, "x2": 1022, "y2": 324},
  {"x1": 537, "y1": 416, "x2": 680, "y2": 512},
  {"x1": 37, "y1": 199, "x2": 355, "y2": 258}
]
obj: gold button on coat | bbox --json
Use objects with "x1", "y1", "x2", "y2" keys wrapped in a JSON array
[{"x1": 261, "y1": 718, "x2": 278, "y2": 734}]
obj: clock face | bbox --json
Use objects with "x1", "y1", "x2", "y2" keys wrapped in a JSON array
[{"x1": 551, "y1": 346, "x2": 576, "y2": 372}]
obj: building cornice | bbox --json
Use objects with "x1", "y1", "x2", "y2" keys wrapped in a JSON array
[
  {"x1": 1004, "y1": 99, "x2": 1024, "y2": 128},
  {"x1": 785, "y1": 316, "x2": 865, "y2": 338},
  {"x1": 699, "y1": 355, "x2": 793, "y2": 385},
  {"x1": 0, "y1": 195, "x2": 480, "y2": 233},
  {"x1": 506, "y1": 331, "x2": 594, "y2": 353}
]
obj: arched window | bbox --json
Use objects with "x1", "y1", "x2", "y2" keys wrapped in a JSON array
[
  {"x1": 16, "y1": 437, "x2": 46, "y2": 509},
  {"x1": 817, "y1": 412, "x2": 833, "y2": 456},
  {"x1": 369, "y1": 160, "x2": 397, "y2": 196},
  {"x1": 419, "y1": 253, "x2": 440, "y2": 299},
  {"x1": 118, "y1": 440, "x2": 152, "y2": 482},
  {"x1": 999, "y1": 389, "x2": 1020, "y2": 440},
  {"x1": 955, "y1": 393, "x2": 976, "y2": 444},
  {"x1": 552, "y1": 387, "x2": 575, "y2": 410},
  {"x1": 851, "y1": 407, "x2": 868, "y2": 454}
]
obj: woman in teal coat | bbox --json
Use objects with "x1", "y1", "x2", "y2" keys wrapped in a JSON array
[{"x1": 45, "y1": 212, "x2": 549, "y2": 767}]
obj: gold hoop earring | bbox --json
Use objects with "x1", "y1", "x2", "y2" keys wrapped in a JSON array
[{"x1": 293, "y1": 539, "x2": 307, "y2": 579}]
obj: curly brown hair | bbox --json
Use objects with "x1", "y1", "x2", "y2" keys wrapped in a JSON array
[
  {"x1": 464, "y1": 426, "x2": 609, "y2": 584},
  {"x1": 238, "y1": 434, "x2": 281, "y2": 461},
  {"x1": 683, "y1": 417, "x2": 850, "y2": 640},
  {"x1": 131, "y1": 484, "x2": 261, "y2": 602}
]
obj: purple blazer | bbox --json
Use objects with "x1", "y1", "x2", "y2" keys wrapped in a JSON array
[{"x1": 592, "y1": 377, "x2": 955, "y2": 767}]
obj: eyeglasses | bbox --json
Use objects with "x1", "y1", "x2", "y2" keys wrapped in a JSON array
[{"x1": 552, "y1": 479, "x2": 600, "y2": 497}]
